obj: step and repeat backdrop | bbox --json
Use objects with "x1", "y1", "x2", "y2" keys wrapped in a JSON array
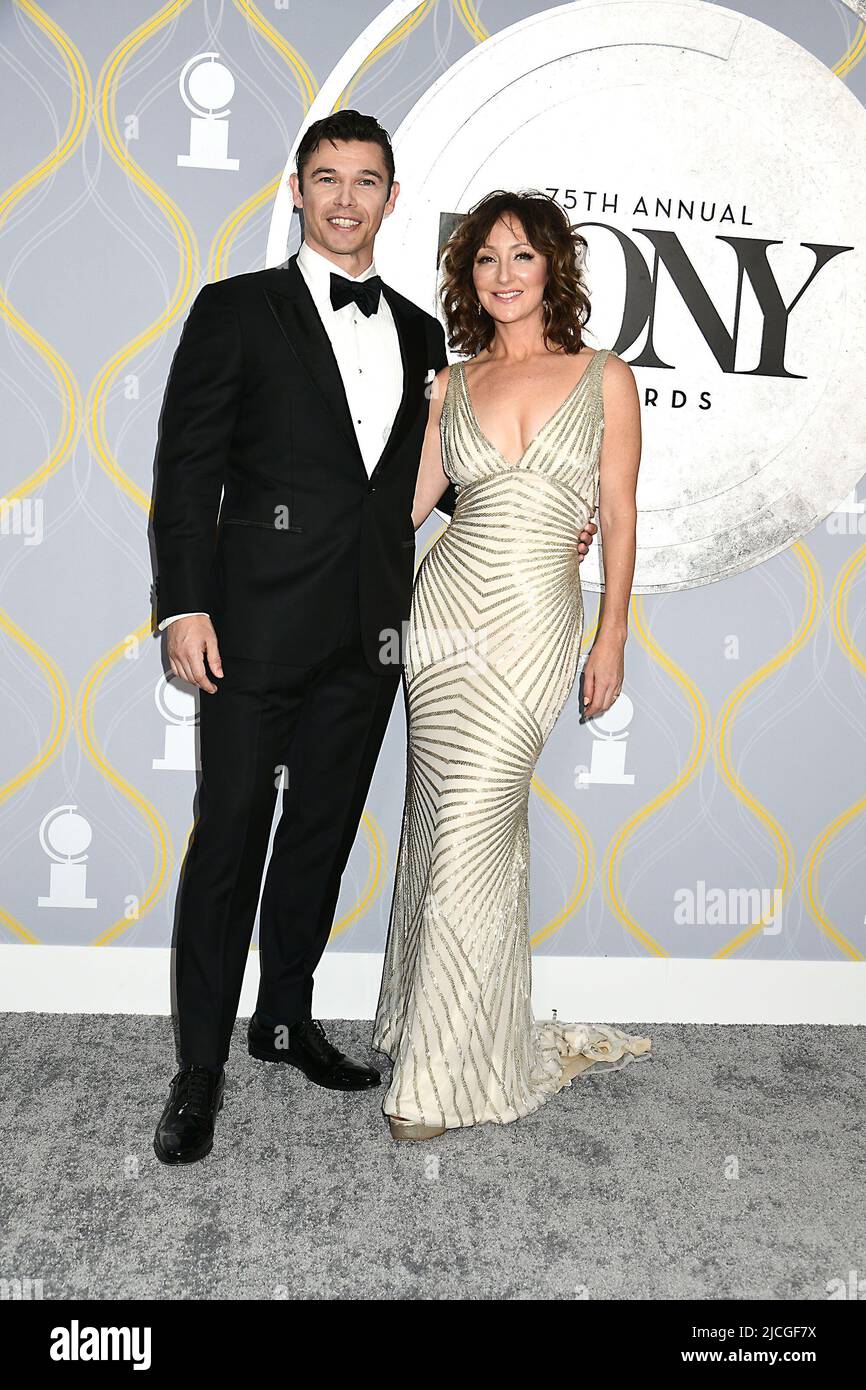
[{"x1": 2, "y1": 0, "x2": 865, "y2": 991}]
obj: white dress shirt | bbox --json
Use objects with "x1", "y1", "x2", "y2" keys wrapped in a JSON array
[{"x1": 158, "y1": 240, "x2": 404, "y2": 631}]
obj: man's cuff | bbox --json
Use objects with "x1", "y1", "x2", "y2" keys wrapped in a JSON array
[{"x1": 158, "y1": 612, "x2": 210, "y2": 631}]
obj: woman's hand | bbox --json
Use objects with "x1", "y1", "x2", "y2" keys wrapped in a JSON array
[{"x1": 581, "y1": 631, "x2": 624, "y2": 722}]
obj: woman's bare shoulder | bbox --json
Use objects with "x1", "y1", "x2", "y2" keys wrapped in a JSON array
[
  {"x1": 428, "y1": 363, "x2": 454, "y2": 413},
  {"x1": 600, "y1": 348, "x2": 637, "y2": 389}
]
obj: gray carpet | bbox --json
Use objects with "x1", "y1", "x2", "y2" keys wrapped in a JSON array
[{"x1": 1, "y1": 1015, "x2": 862, "y2": 1300}]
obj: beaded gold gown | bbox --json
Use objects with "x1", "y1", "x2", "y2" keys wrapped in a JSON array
[{"x1": 372, "y1": 347, "x2": 652, "y2": 1128}]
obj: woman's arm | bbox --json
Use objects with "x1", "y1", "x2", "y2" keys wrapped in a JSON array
[
  {"x1": 582, "y1": 353, "x2": 642, "y2": 721},
  {"x1": 411, "y1": 365, "x2": 452, "y2": 529}
]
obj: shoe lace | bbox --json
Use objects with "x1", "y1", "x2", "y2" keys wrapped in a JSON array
[
  {"x1": 177, "y1": 1065, "x2": 216, "y2": 1117},
  {"x1": 304, "y1": 1019, "x2": 341, "y2": 1063}
]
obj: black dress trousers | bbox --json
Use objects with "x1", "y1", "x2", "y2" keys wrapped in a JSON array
[{"x1": 174, "y1": 594, "x2": 401, "y2": 1068}]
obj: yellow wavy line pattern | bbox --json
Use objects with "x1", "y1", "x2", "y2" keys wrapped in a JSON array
[
  {"x1": 0, "y1": 610, "x2": 71, "y2": 810},
  {"x1": 831, "y1": 541, "x2": 866, "y2": 682},
  {"x1": 89, "y1": 0, "x2": 198, "y2": 512},
  {"x1": 208, "y1": 6, "x2": 319, "y2": 286},
  {"x1": 834, "y1": 20, "x2": 866, "y2": 78},
  {"x1": 81, "y1": 625, "x2": 174, "y2": 948},
  {"x1": 233, "y1": 0, "x2": 317, "y2": 109},
  {"x1": 529, "y1": 775, "x2": 595, "y2": 949},
  {"x1": 603, "y1": 595, "x2": 709, "y2": 959},
  {"x1": 454, "y1": 0, "x2": 489, "y2": 44},
  {"x1": 1, "y1": 1, "x2": 92, "y2": 945},
  {"x1": 210, "y1": 182, "x2": 284, "y2": 283},
  {"x1": 1, "y1": 1, "x2": 91, "y2": 229},
  {"x1": 335, "y1": 2, "x2": 434, "y2": 111},
  {"x1": 79, "y1": 2, "x2": 198, "y2": 947},
  {"x1": 331, "y1": 813, "x2": 387, "y2": 938},
  {"x1": 800, "y1": 540, "x2": 866, "y2": 960},
  {"x1": 3, "y1": 2, "x2": 862, "y2": 969},
  {"x1": 1, "y1": 291, "x2": 80, "y2": 504},
  {"x1": 209, "y1": 1, "x2": 320, "y2": 282},
  {"x1": 0, "y1": 610, "x2": 72, "y2": 943},
  {"x1": 712, "y1": 543, "x2": 826, "y2": 958}
]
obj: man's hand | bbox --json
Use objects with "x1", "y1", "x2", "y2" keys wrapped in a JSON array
[
  {"x1": 165, "y1": 615, "x2": 223, "y2": 694},
  {"x1": 576, "y1": 519, "x2": 598, "y2": 562}
]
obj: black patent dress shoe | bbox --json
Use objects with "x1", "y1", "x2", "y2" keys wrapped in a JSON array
[
  {"x1": 247, "y1": 1014, "x2": 380, "y2": 1091},
  {"x1": 153, "y1": 1064, "x2": 225, "y2": 1165}
]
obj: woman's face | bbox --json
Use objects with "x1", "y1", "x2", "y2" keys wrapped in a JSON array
[{"x1": 471, "y1": 215, "x2": 548, "y2": 328}]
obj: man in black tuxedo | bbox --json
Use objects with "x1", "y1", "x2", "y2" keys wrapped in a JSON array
[{"x1": 150, "y1": 111, "x2": 596, "y2": 1164}]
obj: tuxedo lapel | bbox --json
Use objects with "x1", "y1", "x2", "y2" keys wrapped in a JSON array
[
  {"x1": 263, "y1": 254, "x2": 425, "y2": 484},
  {"x1": 370, "y1": 284, "x2": 426, "y2": 482},
  {"x1": 264, "y1": 256, "x2": 365, "y2": 476}
]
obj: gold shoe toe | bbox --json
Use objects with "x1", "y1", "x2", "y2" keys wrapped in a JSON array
[{"x1": 388, "y1": 1115, "x2": 447, "y2": 1141}]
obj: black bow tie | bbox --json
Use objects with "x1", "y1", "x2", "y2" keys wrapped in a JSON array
[{"x1": 329, "y1": 272, "x2": 382, "y2": 318}]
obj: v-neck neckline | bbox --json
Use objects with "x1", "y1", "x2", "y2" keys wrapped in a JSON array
[{"x1": 458, "y1": 349, "x2": 602, "y2": 470}]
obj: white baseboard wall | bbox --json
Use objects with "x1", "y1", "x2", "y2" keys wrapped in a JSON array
[{"x1": 0, "y1": 947, "x2": 864, "y2": 1024}]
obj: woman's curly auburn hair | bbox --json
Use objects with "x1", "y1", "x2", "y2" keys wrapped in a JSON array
[{"x1": 438, "y1": 190, "x2": 592, "y2": 358}]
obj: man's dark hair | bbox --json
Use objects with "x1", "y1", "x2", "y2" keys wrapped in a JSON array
[{"x1": 295, "y1": 111, "x2": 395, "y2": 194}]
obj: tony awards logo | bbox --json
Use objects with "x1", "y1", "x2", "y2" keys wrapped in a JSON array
[
  {"x1": 152, "y1": 674, "x2": 200, "y2": 772},
  {"x1": 37, "y1": 806, "x2": 97, "y2": 910},
  {"x1": 177, "y1": 53, "x2": 239, "y2": 172}
]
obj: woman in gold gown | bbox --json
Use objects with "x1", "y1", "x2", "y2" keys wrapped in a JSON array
[{"x1": 373, "y1": 191, "x2": 651, "y2": 1140}]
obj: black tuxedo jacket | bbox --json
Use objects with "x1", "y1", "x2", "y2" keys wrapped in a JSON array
[{"x1": 151, "y1": 253, "x2": 454, "y2": 672}]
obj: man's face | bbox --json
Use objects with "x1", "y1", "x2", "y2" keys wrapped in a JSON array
[{"x1": 290, "y1": 138, "x2": 399, "y2": 268}]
